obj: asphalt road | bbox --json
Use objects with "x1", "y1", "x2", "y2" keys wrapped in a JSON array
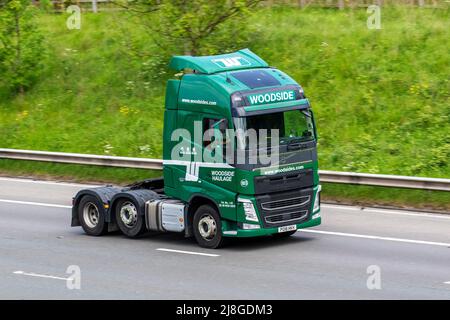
[{"x1": 0, "y1": 176, "x2": 449, "y2": 299}]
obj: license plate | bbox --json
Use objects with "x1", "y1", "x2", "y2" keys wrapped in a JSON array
[{"x1": 278, "y1": 225, "x2": 297, "y2": 233}]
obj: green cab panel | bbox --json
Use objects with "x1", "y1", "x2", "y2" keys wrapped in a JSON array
[
  {"x1": 165, "y1": 79, "x2": 180, "y2": 110},
  {"x1": 169, "y1": 48, "x2": 268, "y2": 74}
]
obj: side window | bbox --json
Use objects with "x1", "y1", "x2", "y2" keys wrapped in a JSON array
[{"x1": 203, "y1": 118, "x2": 233, "y2": 163}]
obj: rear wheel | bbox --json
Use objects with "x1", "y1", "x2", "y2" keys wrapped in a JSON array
[
  {"x1": 78, "y1": 195, "x2": 108, "y2": 236},
  {"x1": 193, "y1": 205, "x2": 225, "y2": 249},
  {"x1": 115, "y1": 198, "x2": 146, "y2": 238}
]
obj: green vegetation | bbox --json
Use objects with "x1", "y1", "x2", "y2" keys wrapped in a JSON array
[
  {"x1": 1, "y1": 12, "x2": 166, "y2": 157},
  {"x1": 323, "y1": 183, "x2": 450, "y2": 212},
  {"x1": 0, "y1": 0, "x2": 47, "y2": 95},
  {"x1": 0, "y1": 5, "x2": 448, "y2": 208},
  {"x1": 121, "y1": 0, "x2": 262, "y2": 56}
]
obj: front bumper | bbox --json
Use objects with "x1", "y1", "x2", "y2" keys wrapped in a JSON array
[{"x1": 222, "y1": 214, "x2": 321, "y2": 238}]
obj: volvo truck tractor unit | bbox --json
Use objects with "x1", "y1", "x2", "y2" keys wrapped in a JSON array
[{"x1": 71, "y1": 49, "x2": 321, "y2": 248}]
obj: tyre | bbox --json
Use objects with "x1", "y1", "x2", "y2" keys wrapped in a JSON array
[
  {"x1": 115, "y1": 198, "x2": 146, "y2": 238},
  {"x1": 78, "y1": 195, "x2": 108, "y2": 236},
  {"x1": 193, "y1": 204, "x2": 225, "y2": 249},
  {"x1": 272, "y1": 230, "x2": 297, "y2": 238}
]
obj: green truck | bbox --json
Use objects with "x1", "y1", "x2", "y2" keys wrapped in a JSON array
[{"x1": 71, "y1": 49, "x2": 321, "y2": 248}]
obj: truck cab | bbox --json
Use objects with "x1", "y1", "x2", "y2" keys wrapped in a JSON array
[{"x1": 71, "y1": 49, "x2": 321, "y2": 249}]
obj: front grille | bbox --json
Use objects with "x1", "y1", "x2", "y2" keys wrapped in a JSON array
[
  {"x1": 254, "y1": 169, "x2": 313, "y2": 194},
  {"x1": 261, "y1": 195, "x2": 310, "y2": 211},
  {"x1": 256, "y1": 187, "x2": 313, "y2": 228},
  {"x1": 265, "y1": 210, "x2": 308, "y2": 225}
]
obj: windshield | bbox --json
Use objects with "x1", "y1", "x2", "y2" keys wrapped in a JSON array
[{"x1": 234, "y1": 109, "x2": 315, "y2": 150}]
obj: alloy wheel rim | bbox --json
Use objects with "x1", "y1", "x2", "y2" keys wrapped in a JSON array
[
  {"x1": 83, "y1": 202, "x2": 99, "y2": 228},
  {"x1": 120, "y1": 202, "x2": 138, "y2": 228},
  {"x1": 198, "y1": 214, "x2": 217, "y2": 240}
]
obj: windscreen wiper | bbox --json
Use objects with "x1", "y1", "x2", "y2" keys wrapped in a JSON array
[{"x1": 287, "y1": 138, "x2": 303, "y2": 150}]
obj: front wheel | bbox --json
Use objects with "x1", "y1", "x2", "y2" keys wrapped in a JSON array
[{"x1": 193, "y1": 205, "x2": 225, "y2": 249}]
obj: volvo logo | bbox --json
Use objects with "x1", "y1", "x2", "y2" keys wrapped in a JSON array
[{"x1": 240, "y1": 179, "x2": 249, "y2": 187}]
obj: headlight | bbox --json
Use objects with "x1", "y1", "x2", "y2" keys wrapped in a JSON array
[
  {"x1": 313, "y1": 185, "x2": 321, "y2": 213},
  {"x1": 238, "y1": 198, "x2": 259, "y2": 222}
]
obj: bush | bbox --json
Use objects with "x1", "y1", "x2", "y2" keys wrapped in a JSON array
[{"x1": 0, "y1": 0, "x2": 47, "y2": 95}]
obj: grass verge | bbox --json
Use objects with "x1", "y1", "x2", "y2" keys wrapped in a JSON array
[{"x1": 323, "y1": 183, "x2": 450, "y2": 212}]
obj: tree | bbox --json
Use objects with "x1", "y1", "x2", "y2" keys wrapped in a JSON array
[
  {"x1": 0, "y1": 0, "x2": 46, "y2": 95},
  {"x1": 121, "y1": 0, "x2": 263, "y2": 56}
]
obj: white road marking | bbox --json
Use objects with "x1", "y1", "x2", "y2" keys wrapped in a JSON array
[
  {"x1": 156, "y1": 248, "x2": 220, "y2": 257},
  {"x1": 299, "y1": 229, "x2": 450, "y2": 248},
  {"x1": 0, "y1": 199, "x2": 71, "y2": 209},
  {"x1": 322, "y1": 204, "x2": 360, "y2": 211},
  {"x1": 363, "y1": 208, "x2": 450, "y2": 220},
  {"x1": 0, "y1": 176, "x2": 99, "y2": 188},
  {"x1": 13, "y1": 270, "x2": 70, "y2": 281},
  {"x1": 322, "y1": 204, "x2": 450, "y2": 220},
  {"x1": 444, "y1": 281, "x2": 450, "y2": 285}
]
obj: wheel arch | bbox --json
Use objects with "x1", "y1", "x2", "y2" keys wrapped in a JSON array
[
  {"x1": 72, "y1": 187, "x2": 120, "y2": 227},
  {"x1": 186, "y1": 194, "x2": 220, "y2": 237},
  {"x1": 110, "y1": 189, "x2": 160, "y2": 220}
]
